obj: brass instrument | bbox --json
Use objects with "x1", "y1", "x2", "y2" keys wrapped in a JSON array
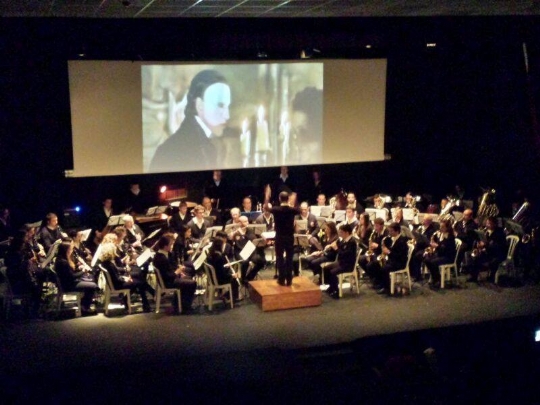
[
  {"x1": 377, "y1": 235, "x2": 392, "y2": 267},
  {"x1": 477, "y1": 189, "x2": 499, "y2": 221},
  {"x1": 423, "y1": 231, "x2": 441, "y2": 257},
  {"x1": 471, "y1": 227, "x2": 487, "y2": 257},
  {"x1": 365, "y1": 230, "x2": 377, "y2": 262}
]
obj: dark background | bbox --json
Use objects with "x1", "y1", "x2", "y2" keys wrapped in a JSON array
[{"x1": 1, "y1": 17, "x2": 539, "y2": 225}]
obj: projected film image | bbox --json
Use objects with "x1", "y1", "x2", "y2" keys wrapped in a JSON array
[{"x1": 142, "y1": 63, "x2": 323, "y2": 173}]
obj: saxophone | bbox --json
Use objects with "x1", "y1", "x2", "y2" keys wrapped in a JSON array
[
  {"x1": 423, "y1": 231, "x2": 440, "y2": 257},
  {"x1": 365, "y1": 230, "x2": 377, "y2": 262},
  {"x1": 377, "y1": 235, "x2": 392, "y2": 267}
]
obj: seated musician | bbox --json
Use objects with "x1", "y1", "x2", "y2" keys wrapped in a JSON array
[
  {"x1": 295, "y1": 201, "x2": 322, "y2": 251},
  {"x1": 346, "y1": 192, "x2": 360, "y2": 212},
  {"x1": 225, "y1": 207, "x2": 242, "y2": 226},
  {"x1": 359, "y1": 218, "x2": 388, "y2": 275},
  {"x1": 409, "y1": 215, "x2": 437, "y2": 280},
  {"x1": 355, "y1": 213, "x2": 373, "y2": 250},
  {"x1": 366, "y1": 222, "x2": 409, "y2": 295},
  {"x1": 241, "y1": 196, "x2": 254, "y2": 214},
  {"x1": 372, "y1": 194, "x2": 390, "y2": 221},
  {"x1": 38, "y1": 212, "x2": 64, "y2": 252},
  {"x1": 466, "y1": 217, "x2": 506, "y2": 283},
  {"x1": 122, "y1": 215, "x2": 144, "y2": 250},
  {"x1": 316, "y1": 194, "x2": 327, "y2": 207},
  {"x1": 152, "y1": 235, "x2": 196, "y2": 314},
  {"x1": 90, "y1": 197, "x2": 113, "y2": 247},
  {"x1": 99, "y1": 242, "x2": 152, "y2": 312},
  {"x1": 304, "y1": 221, "x2": 339, "y2": 283},
  {"x1": 187, "y1": 205, "x2": 209, "y2": 242},
  {"x1": 228, "y1": 215, "x2": 265, "y2": 283},
  {"x1": 5, "y1": 231, "x2": 42, "y2": 317},
  {"x1": 403, "y1": 192, "x2": 416, "y2": 209},
  {"x1": 169, "y1": 201, "x2": 191, "y2": 233},
  {"x1": 323, "y1": 224, "x2": 357, "y2": 299},
  {"x1": 206, "y1": 237, "x2": 239, "y2": 302},
  {"x1": 54, "y1": 241, "x2": 98, "y2": 315},
  {"x1": 202, "y1": 196, "x2": 220, "y2": 225},
  {"x1": 454, "y1": 208, "x2": 478, "y2": 253},
  {"x1": 254, "y1": 204, "x2": 275, "y2": 231},
  {"x1": 68, "y1": 229, "x2": 92, "y2": 264},
  {"x1": 172, "y1": 225, "x2": 195, "y2": 266},
  {"x1": 339, "y1": 205, "x2": 359, "y2": 232},
  {"x1": 423, "y1": 219, "x2": 457, "y2": 287}
]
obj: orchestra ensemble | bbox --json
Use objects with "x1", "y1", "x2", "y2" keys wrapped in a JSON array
[{"x1": 0, "y1": 167, "x2": 535, "y2": 318}]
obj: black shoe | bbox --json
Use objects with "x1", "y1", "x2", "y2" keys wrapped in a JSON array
[
  {"x1": 273, "y1": 274, "x2": 279, "y2": 280},
  {"x1": 329, "y1": 290, "x2": 340, "y2": 299},
  {"x1": 286, "y1": 278, "x2": 293, "y2": 286},
  {"x1": 277, "y1": 280, "x2": 286, "y2": 286}
]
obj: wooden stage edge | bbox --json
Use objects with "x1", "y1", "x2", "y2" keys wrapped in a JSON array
[{"x1": 248, "y1": 276, "x2": 322, "y2": 312}]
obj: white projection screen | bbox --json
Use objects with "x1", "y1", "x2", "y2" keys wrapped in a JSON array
[{"x1": 68, "y1": 59, "x2": 387, "y2": 177}]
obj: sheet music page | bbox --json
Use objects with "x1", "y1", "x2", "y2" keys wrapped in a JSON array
[
  {"x1": 320, "y1": 206, "x2": 333, "y2": 217},
  {"x1": 80, "y1": 228, "x2": 92, "y2": 242},
  {"x1": 143, "y1": 228, "x2": 161, "y2": 242},
  {"x1": 334, "y1": 210, "x2": 346, "y2": 222},
  {"x1": 261, "y1": 231, "x2": 276, "y2": 239},
  {"x1": 107, "y1": 215, "x2": 124, "y2": 227},
  {"x1": 193, "y1": 250, "x2": 207, "y2": 270},
  {"x1": 136, "y1": 248, "x2": 155, "y2": 267},
  {"x1": 91, "y1": 244, "x2": 103, "y2": 267},
  {"x1": 239, "y1": 240, "x2": 256, "y2": 261},
  {"x1": 146, "y1": 206, "x2": 158, "y2": 216},
  {"x1": 310, "y1": 206, "x2": 322, "y2": 217},
  {"x1": 402, "y1": 208, "x2": 416, "y2": 221}
]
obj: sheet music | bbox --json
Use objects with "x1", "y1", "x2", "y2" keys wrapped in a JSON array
[
  {"x1": 294, "y1": 234, "x2": 311, "y2": 248},
  {"x1": 142, "y1": 228, "x2": 161, "y2": 243},
  {"x1": 170, "y1": 201, "x2": 181, "y2": 208},
  {"x1": 261, "y1": 231, "x2": 276, "y2": 239},
  {"x1": 402, "y1": 208, "x2": 416, "y2": 221},
  {"x1": 146, "y1": 206, "x2": 158, "y2": 216},
  {"x1": 239, "y1": 240, "x2": 256, "y2": 261},
  {"x1": 334, "y1": 210, "x2": 346, "y2": 222},
  {"x1": 295, "y1": 219, "x2": 308, "y2": 232},
  {"x1": 136, "y1": 248, "x2": 155, "y2": 267},
  {"x1": 251, "y1": 238, "x2": 267, "y2": 248},
  {"x1": 91, "y1": 244, "x2": 103, "y2": 267},
  {"x1": 320, "y1": 206, "x2": 333, "y2": 218},
  {"x1": 80, "y1": 228, "x2": 92, "y2": 242},
  {"x1": 310, "y1": 206, "x2": 322, "y2": 217},
  {"x1": 193, "y1": 250, "x2": 207, "y2": 270},
  {"x1": 205, "y1": 225, "x2": 223, "y2": 238},
  {"x1": 365, "y1": 208, "x2": 388, "y2": 221},
  {"x1": 107, "y1": 215, "x2": 125, "y2": 227},
  {"x1": 41, "y1": 240, "x2": 61, "y2": 268},
  {"x1": 156, "y1": 206, "x2": 168, "y2": 214}
]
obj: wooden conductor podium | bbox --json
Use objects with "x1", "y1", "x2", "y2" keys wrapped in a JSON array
[{"x1": 248, "y1": 276, "x2": 322, "y2": 312}]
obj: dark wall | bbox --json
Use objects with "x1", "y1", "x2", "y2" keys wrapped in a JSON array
[{"x1": 1, "y1": 16, "x2": 540, "y2": 227}]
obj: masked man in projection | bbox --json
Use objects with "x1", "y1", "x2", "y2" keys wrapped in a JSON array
[{"x1": 149, "y1": 70, "x2": 231, "y2": 173}]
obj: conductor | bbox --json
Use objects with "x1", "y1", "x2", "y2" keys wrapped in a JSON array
[{"x1": 264, "y1": 185, "x2": 299, "y2": 286}]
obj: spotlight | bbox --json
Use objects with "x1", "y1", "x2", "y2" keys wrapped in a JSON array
[
  {"x1": 75, "y1": 206, "x2": 81, "y2": 213},
  {"x1": 426, "y1": 43, "x2": 437, "y2": 48},
  {"x1": 535, "y1": 329, "x2": 540, "y2": 342},
  {"x1": 160, "y1": 185, "x2": 167, "y2": 193},
  {"x1": 365, "y1": 44, "x2": 372, "y2": 49}
]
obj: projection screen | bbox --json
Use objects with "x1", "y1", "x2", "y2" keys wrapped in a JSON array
[{"x1": 68, "y1": 59, "x2": 387, "y2": 177}]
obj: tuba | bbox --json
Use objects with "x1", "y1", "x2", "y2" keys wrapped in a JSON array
[{"x1": 477, "y1": 189, "x2": 499, "y2": 220}]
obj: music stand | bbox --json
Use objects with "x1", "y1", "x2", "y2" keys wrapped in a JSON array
[
  {"x1": 295, "y1": 219, "x2": 308, "y2": 233},
  {"x1": 107, "y1": 215, "x2": 125, "y2": 227},
  {"x1": 320, "y1": 206, "x2": 333, "y2": 218},
  {"x1": 333, "y1": 210, "x2": 346, "y2": 222}
]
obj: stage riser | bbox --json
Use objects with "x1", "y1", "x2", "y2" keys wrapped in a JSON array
[{"x1": 249, "y1": 276, "x2": 322, "y2": 311}]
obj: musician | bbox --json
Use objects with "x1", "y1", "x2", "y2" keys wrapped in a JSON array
[
  {"x1": 153, "y1": 235, "x2": 197, "y2": 313},
  {"x1": 254, "y1": 205, "x2": 275, "y2": 231},
  {"x1": 187, "y1": 205, "x2": 209, "y2": 241},
  {"x1": 373, "y1": 194, "x2": 387, "y2": 210},
  {"x1": 54, "y1": 242, "x2": 98, "y2": 315},
  {"x1": 316, "y1": 194, "x2": 327, "y2": 206},
  {"x1": 229, "y1": 215, "x2": 265, "y2": 282},
  {"x1": 307, "y1": 169, "x2": 325, "y2": 205},
  {"x1": 264, "y1": 185, "x2": 299, "y2": 286},
  {"x1": 202, "y1": 196, "x2": 220, "y2": 225},
  {"x1": 423, "y1": 219, "x2": 457, "y2": 288},
  {"x1": 392, "y1": 207, "x2": 407, "y2": 227},
  {"x1": 403, "y1": 192, "x2": 416, "y2": 209},
  {"x1": 339, "y1": 206, "x2": 359, "y2": 232},
  {"x1": 346, "y1": 193, "x2": 361, "y2": 212},
  {"x1": 149, "y1": 70, "x2": 231, "y2": 173},
  {"x1": 68, "y1": 229, "x2": 92, "y2": 264},
  {"x1": 206, "y1": 237, "x2": 239, "y2": 302},
  {"x1": 241, "y1": 196, "x2": 254, "y2": 214},
  {"x1": 5, "y1": 231, "x2": 42, "y2": 316},
  {"x1": 123, "y1": 214, "x2": 144, "y2": 249},
  {"x1": 304, "y1": 221, "x2": 339, "y2": 283},
  {"x1": 214, "y1": 231, "x2": 236, "y2": 261},
  {"x1": 124, "y1": 183, "x2": 146, "y2": 215},
  {"x1": 366, "y1": 222, "x2": 409, "y2": 294},
  {"x1": 169, "y1": 201, "x2": 191, "y2": 233},
  {"x1": 409, "y1": 215, "x2": 438, "y2": 280},
  {"x1": 100, "y1": 242, "x2": 152, "y2": 312},
  {"x1": 323, "y1": 224, "x2": 357, "y2": 299},
  {"x1": 466, "y1": 217, "x2": 507, "y2": 283},
  {"x1": 288, "y1": 192, "x2": 299, "y2": 209},
  {"x1": 454, "y1": 208, "x2": 478, "y2": 252},
  {"x1": 90, "y1": 197, "x2": 113, "y2": 237},
  {"x1": 272, "y1": 166, "x2": 296, "y2": 196},
  {"x1": 172, "y1": 225, "x2": 195, "y2": 265},
  {"x1": 225, "y1": 207, "x2": 242, "y2": 226},
  {"x1": 204, "y1": 170, "x2": 231, "y2": 209},
  {"x1": 359, "y1": 218, "x2": 388, "y2": 275},
  {"x1": 38, "y1": 212, "x2": 64, "y2": 252},
  {"x1": 356, "y1": 213, "x2": 373, "y2": 250},
  {"x1": 295, "y1": 202, "x2": 320, "y2": 243}
]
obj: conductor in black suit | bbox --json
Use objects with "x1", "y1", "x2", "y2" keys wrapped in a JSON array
[
  {"x1": 149, "y1": 70, "x2": 231, "y2": 173},
  {"x1": 264, "y1": 185, "x2": 299, "y2": 286}
]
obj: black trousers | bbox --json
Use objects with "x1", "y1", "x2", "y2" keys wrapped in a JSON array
[{"x1": 275, "y1": 236, "x2": 294, "y2": 283}]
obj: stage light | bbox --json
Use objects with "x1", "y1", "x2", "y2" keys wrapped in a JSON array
[
  {"x1": 75, "y1": 206, "x2": 81, "y2": 212},
  {"x1": 426, "y1": 43, "x2": 437, "y2": 48},
  {"x1": 365, "y1": 44, "x2": 372, "y2": 49},
  {"x1": 535, "y1": 329, "x2": 540, "y2": 342},
  {"x1": 160, "y1": 185, "x2": 167, "y2": 193}
]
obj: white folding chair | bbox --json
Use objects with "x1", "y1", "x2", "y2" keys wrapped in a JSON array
[
  {"x1": 203, "y1": 262, "x2": 233, "y2": 311},
  {"x1": 389, "y1": 244, "x2": 414, "y2": 295},
  {"x1": 153, "y1": 265, "x2": 181, "y2": 314},
  {"x1": 99, "y1": 265, "x2": 131, "y2": 316},
  {"x1": 439, "y1": 238, "x2": 462, "y2": 289},
  {"x1": 337, "y1": 248, "x2": 363, "y2": 297},
  {"x1": 495, "y1": 235, "x2": 520, "y2": 284}
]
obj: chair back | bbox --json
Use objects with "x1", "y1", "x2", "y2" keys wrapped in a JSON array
[
  {"x1": 405, "y1": 243, "x2": 415, "y2": 270},
  {"x1": 99, "y1": 265, "x2": 115, "y2": 291},
  {"x1": 203, "y1": 262, "x2": 219, "y2": 286},
  {"x1": 506, "y1": 235, "x2": 519, "y2": 260},
  {"x1": 154, "y1": 265, "x2": 166, "y2": 290}
]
